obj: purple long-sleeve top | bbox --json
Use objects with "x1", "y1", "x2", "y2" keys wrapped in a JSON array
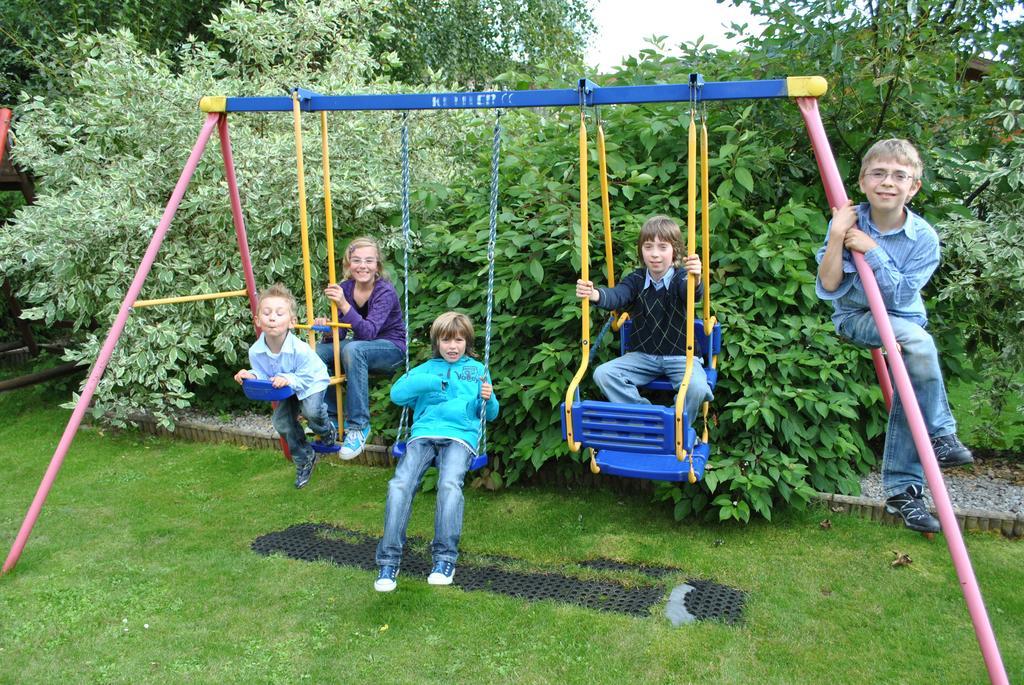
[{"x1": 336, "y1": 278, "x2": 407, "y2": 353}]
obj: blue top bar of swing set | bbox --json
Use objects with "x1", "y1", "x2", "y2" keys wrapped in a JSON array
[{"x1": 223, "y1": 78, "x2": 795, "y2": 113}]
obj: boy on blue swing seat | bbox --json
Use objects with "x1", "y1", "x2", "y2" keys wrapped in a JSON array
[
  {"x1": 815, "y1": 138, "x2": 973, "y2": 534},
  {"x1": 373, "y1": 311, "x2": 499, "y2": 592},
  {"x1": 575, "y1": 215, "x2": 713, "y2": 436},
  {"x1": 234, "y1": 284, "x2": 336, "y2": 489}
]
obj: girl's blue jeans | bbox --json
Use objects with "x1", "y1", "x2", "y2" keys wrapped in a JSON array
[
  {"x1": 375, "y1": 438, "x2": 473, "y2": 568},
  {"x1": 316, "y1": 339, "x2": 403, "y2": 430},
  {"x1": 837, "y1": 311, "x2": 957, "y2": 497}
]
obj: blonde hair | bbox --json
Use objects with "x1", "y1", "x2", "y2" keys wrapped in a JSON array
[
  {"x1": 257, "y1": 283, "x2": 298, "y2": 317},
  {"x1": 430, "y1": 311, "x2": 475, "y2": 358},
  {"x1": 637, "y1": 215, "x2": 684, "y2": 266},
  {"x1": 860, "y1": 139, "x2": 924, "y2": 179},
  {"x1": 342, "y1": 236, "x2": 389, "y2": 282}
]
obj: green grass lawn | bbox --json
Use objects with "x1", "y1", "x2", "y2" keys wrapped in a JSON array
[{"x1": 1, "y1": 384, "x2": 1022, "y2": 684}]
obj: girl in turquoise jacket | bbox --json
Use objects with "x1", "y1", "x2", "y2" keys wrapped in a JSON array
[{"x1": 373, "y1": 312, "x2": 499, "y2": 592}]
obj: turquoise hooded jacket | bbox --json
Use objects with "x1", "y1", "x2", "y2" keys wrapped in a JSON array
[{"x1": 390, "y1": 355, "x2": 499, "y2": 453}]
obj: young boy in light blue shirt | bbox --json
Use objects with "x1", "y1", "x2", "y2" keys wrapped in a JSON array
[
  {"x1": 234, "y1": 284, "x2": 335, "y2": 489},
  {"x1": 373, "y1": 311, "x2": 499, "y2": 592},
  {"x1": 816, "y1": 139, "x2": 973, "y2": 534}
]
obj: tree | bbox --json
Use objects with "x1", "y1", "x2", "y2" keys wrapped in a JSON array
[
  {"x1": 374, "y1": 0, "x2": 595, "y2": 86},
  {"x1": 0, "y1": 0, "x2": 229, "y2": 103}
]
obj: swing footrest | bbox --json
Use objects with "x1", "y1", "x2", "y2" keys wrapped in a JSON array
[
  {"x1": 242, "y1": 378, "x2": 296, "y2": 401},
  {"x1": 390, "y1": 442, "x2": 488, "y2": 471},
  {"x1": 595, "y1": 442, "x2": 709, "y2": 482},
  {"x1": 311, "y1": 440, "x2": 341, "y2": 454},
  {"x1": 561, "y1": 400, "x2": 693, "y2": 454}
]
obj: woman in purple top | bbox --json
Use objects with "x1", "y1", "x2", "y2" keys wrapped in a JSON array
[{"x1": 317, "y1": 236, "x2": 406, "y2": 459}]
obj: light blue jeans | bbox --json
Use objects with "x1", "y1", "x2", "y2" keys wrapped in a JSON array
[
  {"x1": 272, "y1": 391, "x2": 332, "y2": 467},
  {"x1": 838, "y1": 311, "x2": 957, "y2": 497},
  {"x1": 375, "y1": 438, "x2": 473, "y2": 567},
  {"x1": 316, "y1": 339, "x2": 403, "y2": 430},
  {"x1": 593, "y1": 352, "x2": 713, "y2": 429}
]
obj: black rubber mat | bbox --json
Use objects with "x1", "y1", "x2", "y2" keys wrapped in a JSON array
[{"x1": 252, "y1": 523, "x2": 744, "y2": 622}]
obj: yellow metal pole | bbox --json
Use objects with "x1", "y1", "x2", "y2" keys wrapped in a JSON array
[
  {"x1": 564, "y1": 110, "x2": 591, "y2": 456},
  {"x1": 320, "y1": 111, "x2": 345, "y2": 428},
  {"x1": 291, "y1": 93, "x2": 316, "y2": 349},
  {"x1": 133, "y1": 289, "x2": 248, "y2": 308},
  {"x1": 292, "y1": 322, "x2": 351, "y2": 330}
]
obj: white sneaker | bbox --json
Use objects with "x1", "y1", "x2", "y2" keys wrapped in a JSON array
[
  {"x1": 427, "y1": 561, "x2": 456, "y2": 586},
  {"x1": 374, "y1": 565, "x2": 398, "y2": 592}
]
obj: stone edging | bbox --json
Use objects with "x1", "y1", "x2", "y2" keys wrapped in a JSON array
[
  {"x1": 118, "y1": 413, "x2": 396, "y2": 469},
  {"x1": 0, "y1": 346, "x2": 31, "y2": 368},
  {"x1": 108, "y1": 413, "x2": 1021, "y2": 538},
  {"x1": 814, "y1": 492, "x2": 1023, "y2": 538}
]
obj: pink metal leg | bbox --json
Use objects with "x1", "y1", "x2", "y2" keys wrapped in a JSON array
[
  {"x1": 2, "y1": 114, "x2": 220, "y2": 576},
  {"x1": 216, "y1": 114, "x2": 291, "y2": 461},
  {"x1": 870, "y1": 347, "x2": 894, "y2": 412},
  {"x1": 797, "y1": 97, "x2": 1007, "y2": 685},
  {"x1": 0, "y1": 108, "x2": 11, "y2": 168}
]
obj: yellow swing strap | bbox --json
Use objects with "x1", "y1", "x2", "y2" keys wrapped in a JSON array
[
  {"x1": 564, "y1": 109, "x2": 591, "y2": 456},
  {"x1": 699, "y1": 110, "x2": 718, "y2": 446},
  {"x1": 319, "y1": 111, "x2": 344, "y2": 424},
  {"x1": 596, "y1": 119, "x2": 629, "y2": 332},
  {"x1": 675, "y1": 108, "x2": 698, "y2": 483},
  {"x1": 291, "y1": 93, "x2": 317, "y2": 350}
]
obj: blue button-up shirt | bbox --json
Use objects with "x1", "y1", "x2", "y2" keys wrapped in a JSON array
[
  {"x1": 248, "y1": 332, "x2": 330, "y2": 400},
  {"x1": 815, "y1": 202, "x2": 939, "y2": 329}
]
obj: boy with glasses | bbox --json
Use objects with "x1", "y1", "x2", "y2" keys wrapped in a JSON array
[{"x1": 816, "y1": 138, "x2": 972, "y2": 534}]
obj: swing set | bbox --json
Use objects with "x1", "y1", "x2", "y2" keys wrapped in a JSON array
[{"x1": 0, "y1": 75, "x2": 1008, "y2": 685}]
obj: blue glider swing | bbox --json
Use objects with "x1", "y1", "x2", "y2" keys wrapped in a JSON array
[
  {"x1": 388, "y1": 110, "x2": 503, "y2": 472},
  {"x1": 561, "y1": 77, "x2": 722, "y2": 483}
]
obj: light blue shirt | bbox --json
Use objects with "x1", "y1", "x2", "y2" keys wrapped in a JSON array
[
  {"x1": 643, "y1": 266, "x2": 676, "y2": 291},
  {"x1": 248, "y1": 332, "x2": 330, "y2": 400},
  {"x1": 815, "y1": 202, "x2": 939, "y2": 329}
]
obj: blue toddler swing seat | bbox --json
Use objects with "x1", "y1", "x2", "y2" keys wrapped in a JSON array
[
  {"x1": 561, "y1": 88, "x2": 722, "y2": 483},
  {"x1": 388, "y1": 111, "x2": 502, "y2": 472}
]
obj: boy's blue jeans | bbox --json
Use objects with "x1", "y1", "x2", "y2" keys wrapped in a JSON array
[
  {"x1": 593, "y1": 352, "x2": 713, "y2": 428},
  {"x1": 316, "y1": 339, "x2": 403, "y2": 430},
  {"x1": 376, "y1": 438, "x2": 473, "y2": 568},
  {"x1": 272, "y1": 391, "x2": 332, "y2": 467},
  {"x1": 837, "y1": 311, "x2": 957, "y2": 497}
]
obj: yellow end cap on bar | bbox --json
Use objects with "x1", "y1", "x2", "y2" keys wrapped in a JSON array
[
  {"x1": 199, "y1": 96, "x2": 227, "y2": 112},
  {"x1": 786, "y1": 76, "x2": 828, "y2": 98}
]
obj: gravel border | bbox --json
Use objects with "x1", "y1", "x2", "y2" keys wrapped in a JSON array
[{"x1": 105, "y1": 410, "x2": 1022, "y2": 538}]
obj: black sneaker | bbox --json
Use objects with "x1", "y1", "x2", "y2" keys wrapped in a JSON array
[
  {"x1": 931, "y1": 434, "x2": 974, "y2": 469},
  {"x1": 294, "y1": 453, "x2": 320, "y2": 489},
  {"x1": 885, "y1": 484, "x2": 940, "y2": 533}
]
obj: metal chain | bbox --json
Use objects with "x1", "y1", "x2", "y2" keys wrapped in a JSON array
[
  {"x1": 396, "y1": 113, "x2": 412, "y2": 445},
  {"x1": 478, "y1": 109, "x2": 502, "y2": 455}
]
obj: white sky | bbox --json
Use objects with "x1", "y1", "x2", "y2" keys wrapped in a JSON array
[{"x1": 585, "y1": 0, "x2": 765, "y2": 71}]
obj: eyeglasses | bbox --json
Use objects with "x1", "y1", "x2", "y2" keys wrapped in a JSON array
[
  {"x1": 864, "y1": 169, "x2": 915, "y2": 183},
  {"x1": 349, "y1": 258, "x2": 378, "y2": 266}
]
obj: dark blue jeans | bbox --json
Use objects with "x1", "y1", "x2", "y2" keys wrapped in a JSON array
[{"x1": 272, "y1": 391, "x2": 332, "y2": 467}]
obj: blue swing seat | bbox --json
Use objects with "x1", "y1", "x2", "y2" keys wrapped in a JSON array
[
  {"x1": 559, "y1": 318, "x2": 721, "y2": 482},
  {"x1": 242, "y1": 378, "x2": 296, "y2": 402},
  {"x1": 390, "y1": 442, "x2": 489, "y2": 471}
]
